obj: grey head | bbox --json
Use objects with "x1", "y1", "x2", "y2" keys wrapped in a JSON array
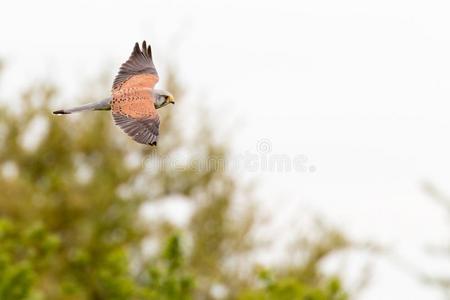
[{"x1": 153, "y1": 89, "x2": 175, "y2": 109}]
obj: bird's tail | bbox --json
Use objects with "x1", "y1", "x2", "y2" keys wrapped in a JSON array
[{"x1": 53, "y1": 97, "x2": 111, "y2": 115}]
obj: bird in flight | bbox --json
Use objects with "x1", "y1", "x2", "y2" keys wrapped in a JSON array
[{"x1": 53, "y1": 41, "x2": 174, "y2": 146}]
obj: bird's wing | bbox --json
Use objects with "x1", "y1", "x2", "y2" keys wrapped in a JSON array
[
  {"x1": 111, "y1": 41, "x2": 160, "y2": 145},
  {"x1": 111, "y1": 88, "x2": 160, "y2": 145},
  {"x1": 112, "y1": 41, "x2": 159, "y2": 91}
]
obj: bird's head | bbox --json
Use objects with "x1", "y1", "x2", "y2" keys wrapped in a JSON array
[{"x1": 154, "y1": 89, "x2": 175, "y2": 109}]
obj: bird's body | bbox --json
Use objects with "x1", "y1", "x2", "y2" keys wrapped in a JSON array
[{"x1": 53, "y1": 41, "x2": 174, "y2": 146}]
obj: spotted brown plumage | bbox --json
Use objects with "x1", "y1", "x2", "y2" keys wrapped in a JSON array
[
  {"x1": 111, "y1": 41, "x2": 161, "y2": 145},
  {"x1": 52, "y1": 41, "x2": 174, "y2": 146}
]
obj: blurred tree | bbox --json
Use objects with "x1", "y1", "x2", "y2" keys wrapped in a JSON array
[
  {"x1": 0, "y1": 64, "x2": 350, "y2": 300},
  {"x1": 238, "y1": 270, "x2": 346, "y2": 300},
  {"x1": 0, "y1": 219, "x2": 59, "y2": 300},
  {"x1": 421, "y1": 183, "x2": 450, "y2": 298}
]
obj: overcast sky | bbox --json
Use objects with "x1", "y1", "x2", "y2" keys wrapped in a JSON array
[{"x1": 1, "y1": 0, "x2": 450, "y2": 299}]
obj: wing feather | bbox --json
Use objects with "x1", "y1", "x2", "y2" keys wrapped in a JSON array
[
  {"x1": 113, "y1": 113, "x2": 160, "y2": 146},
  {"x1": 111, "y1": 41, "x2": 162, "y2": 146},
  {"x1": 112, "y1": 41, "x2": 159, "y2": 91}
]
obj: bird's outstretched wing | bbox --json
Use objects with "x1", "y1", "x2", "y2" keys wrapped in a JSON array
[
  {"x1": 112, "y1": 40, "x2": 159, "y2": 91},
  {"x1": 111, "y1": 41, "x2": 160, "y2": 145}
]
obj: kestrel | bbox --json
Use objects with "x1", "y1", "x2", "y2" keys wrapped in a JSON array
[{"x1": 53, "y1": 41, "x2": 174, "y2": 146}]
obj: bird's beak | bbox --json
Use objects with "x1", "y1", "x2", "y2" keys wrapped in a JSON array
[{"x1": 168, "y1": 95, "x2": 175, "y2": 104}]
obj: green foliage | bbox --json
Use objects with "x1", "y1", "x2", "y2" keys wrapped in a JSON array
[
  {"x1": 421, "y1": 183, "x2": 450, "y2": 298},
  {"x1": 144, "y1": 235, "x2": 194, "y2": 300},
  {"x1": 238, "y1": 270, "x2": 347, "y2": 300},
  {"x1": 0, "y1": 220, "x2": 59, "y2": 300},
  {"x1": 0, "y1": 66, "x2": 350, "y2": 299}
]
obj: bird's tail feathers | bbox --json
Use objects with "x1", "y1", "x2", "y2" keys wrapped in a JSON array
[{"x1": 53, "y1": 98, "x2": 111, "y2": 115}]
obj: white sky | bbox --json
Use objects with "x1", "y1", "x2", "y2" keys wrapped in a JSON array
[{"x1": 1, "y1": 0, "x2": 450, "y2": 299}]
